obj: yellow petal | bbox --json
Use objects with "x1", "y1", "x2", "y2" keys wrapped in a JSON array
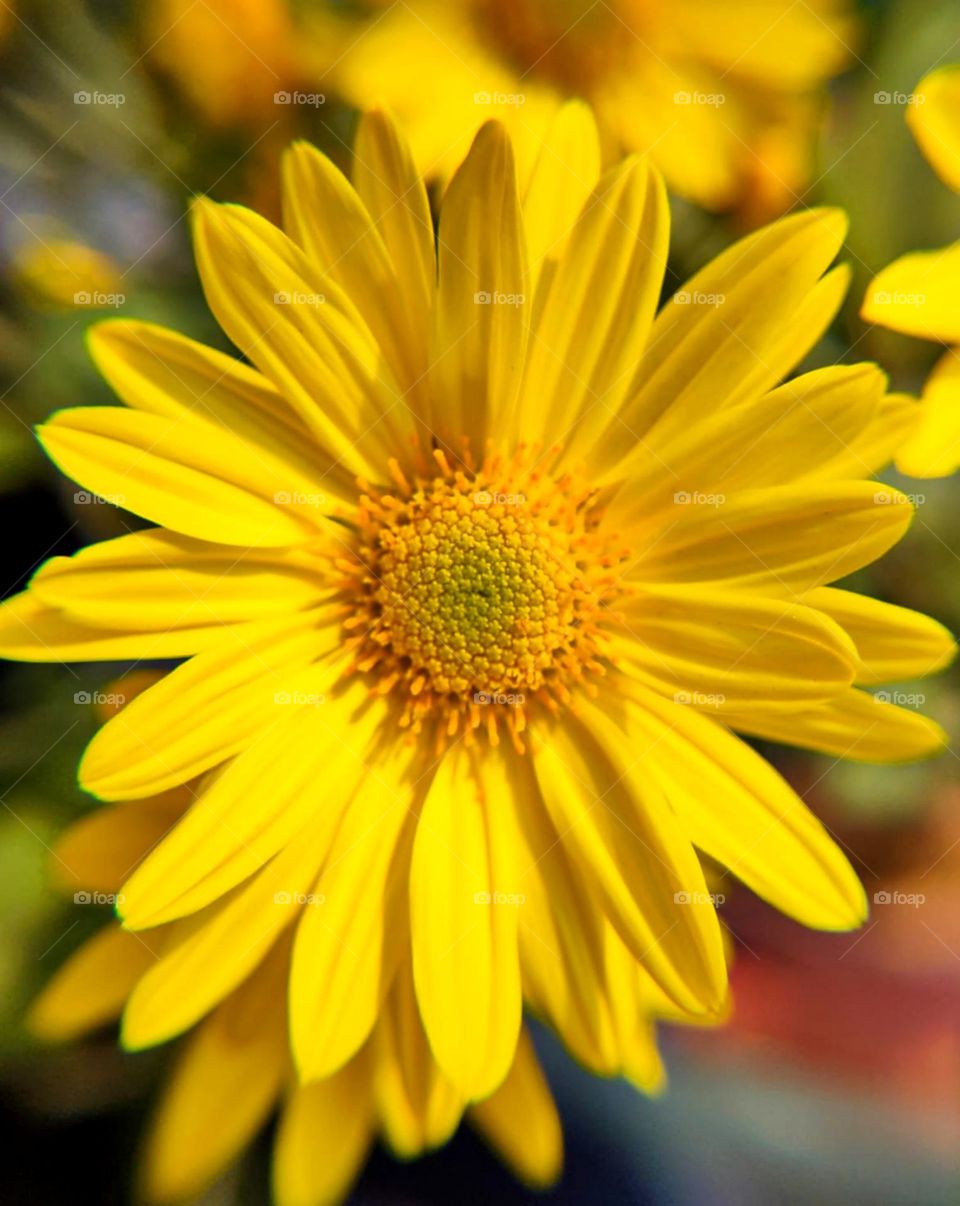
[
  {"x1": 521, "y1": 99, "x2": 601, "y2": 295},
  {"x1": 31, "y1": 530, "x2": 326, "y2": 632},
  {"x1": 0, "y1": 588, "x2": 241, "y2": 661},
  {"x1": 862, "y1": 242, "x2": 960, "y2": 343},
  {"x1": 615, "y1": 588, "x2": 857, "y2": 707},
  {"x1": 727, "y1": 688, "x2": 948, "y2": 765},
  {"x1": 908, "y1": 66, "x2": 960, "y2": 194},
  {"x1": 614, "y1": 364, "x2": 883, "y2": 510},
  {"x1": 431, "y1": 121, "x2": 528, "y2": 453},
  {"x1": 469, "y1": 1027, "x2": 562, "y2": 1189},
  {"x1": 191, "y1": 199, "x2": 406, "y2": 477},
  {"x1": 519, "y1": 155, "x2": 668, "y2": 463},
  {"x1": 87, "y1": 319, "x2": 356, "y2": 504},
  {"x1": 80, "y1": 612, "x2": 339, "y2": 799},
  {"x1": 620, "y1": 681, "x2": 867, "y2": 930},
  {"x1": 122, "y1": 818, "x2": 317, "y2": 1047},
  {"x1": 826, "y1": 390, "x2": 922, "y2": 479},
  {"x1": 272, "y1": 1058, "x2": 373, "y2": 1206},
  {"x1": 512, "y1": 757, "x2": 618, "y2": 1075},
  {"x1": 623, "y1": 482, "x2": 914, "y2": 593},
  {"x1": 601, "y1": 927, "x2": 681, "y2": 1093},
  {"x1": 592, "y1": 208, "x2": 848, "y2": 470},
  {"x1": 534, "y1": 705, "x2": 727, "y2": 1014},
  {"x1": 352, "y1": 107, "x2": 435, "y2": 349},
  {"x1": 290, "y1": 738, "x2": 421, "y2": 1082},
  {"x1": 281, "y1": 139, "x2": 427, "y2": 399},
  {"x1": 374, "y1": 959, "x2": 464, "y2": 1157},
  {"x1": 39, "y1": 407, "x2": 325, "y2": 547},
  {"x1": 117, "y1": 681, "x2": 381, "y2": 928},
  {"x1": 29, "y1": 926, "x2": 156, "y2": 1042},
  {"x1": 808, "y1": 587, "x2": 956, "y2": 684},
  {"x1": 898, "y1": 349, "x2": 960, "y2": 478},
  {"x1": 52, "y1": 797, "x2": 186, "y2": 894},
  {"x1": 410, "y1": 748, "x2": 522, "y2": 1100},
  {"x1": 142, "y1": 960, "x2": 288, "y2": 1204}
]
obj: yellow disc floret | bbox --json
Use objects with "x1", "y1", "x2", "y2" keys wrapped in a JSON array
[{"x1": 341, "y1": 447, "x2": 629, "y2": 752}]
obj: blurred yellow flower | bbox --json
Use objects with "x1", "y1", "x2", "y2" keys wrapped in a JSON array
[
  {"x1": 309, "y1": 0, "x2": 857, "y2": 215},
  {"x1": 1, "y1": 104, "x2": 953, "y2": 1114},
  {"x1": 145, "y1": 0, "x2": 298, "y2": 130},
  {"x1": 863, "y1": 66, "x2": 960, "y2": 477},
  {"x1": 12, "y1": 236, "x2": 124, "y2": 310}
]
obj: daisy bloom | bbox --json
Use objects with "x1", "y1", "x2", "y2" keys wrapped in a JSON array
[
  {"x1": 862, "y1": 65, "x2": 960, "y2": 477},
  {"x1": 1, "y1": 103, "x2": 954, "y2": 1107},
  {"x1": 30, "y1": 675, "x2": 702, "y2": 1205},
  {"x1": 308, "y1": 0, "x2": 858, "y2": 216}
]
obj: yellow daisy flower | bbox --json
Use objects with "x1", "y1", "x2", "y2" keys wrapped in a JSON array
[
  {"x1": 307, "y1": 0, "x2": 858, "y2": 215},
  {"x1": 31, "y1": 676, "x2": 695, "y2": 1204},
  {"x1": 1, "y1": 104, "x2": 953, "y2": 1105},
  {"x1": 862, "y1": 66, "x2": 960, "y2": 477}
]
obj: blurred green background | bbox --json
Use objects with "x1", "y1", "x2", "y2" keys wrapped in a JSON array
[{"x1": 1, "y1": 1, "x2": 958, "y2": 1203}]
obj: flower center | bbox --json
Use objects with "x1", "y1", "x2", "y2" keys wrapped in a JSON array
[{"x1": 341, "y1": 449, "x2": 627, "y2": 752}]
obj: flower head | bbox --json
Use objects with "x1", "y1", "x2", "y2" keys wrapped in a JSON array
[
  {"x1": 310, "y1": 0, "x2": 858, "y2": 215},
  {"x1": 4, "y1": 104, "x2": 953, "y2": 1110},
  {"x1": 863, "y1": 65, "x2": 960, "y2": 477}
]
